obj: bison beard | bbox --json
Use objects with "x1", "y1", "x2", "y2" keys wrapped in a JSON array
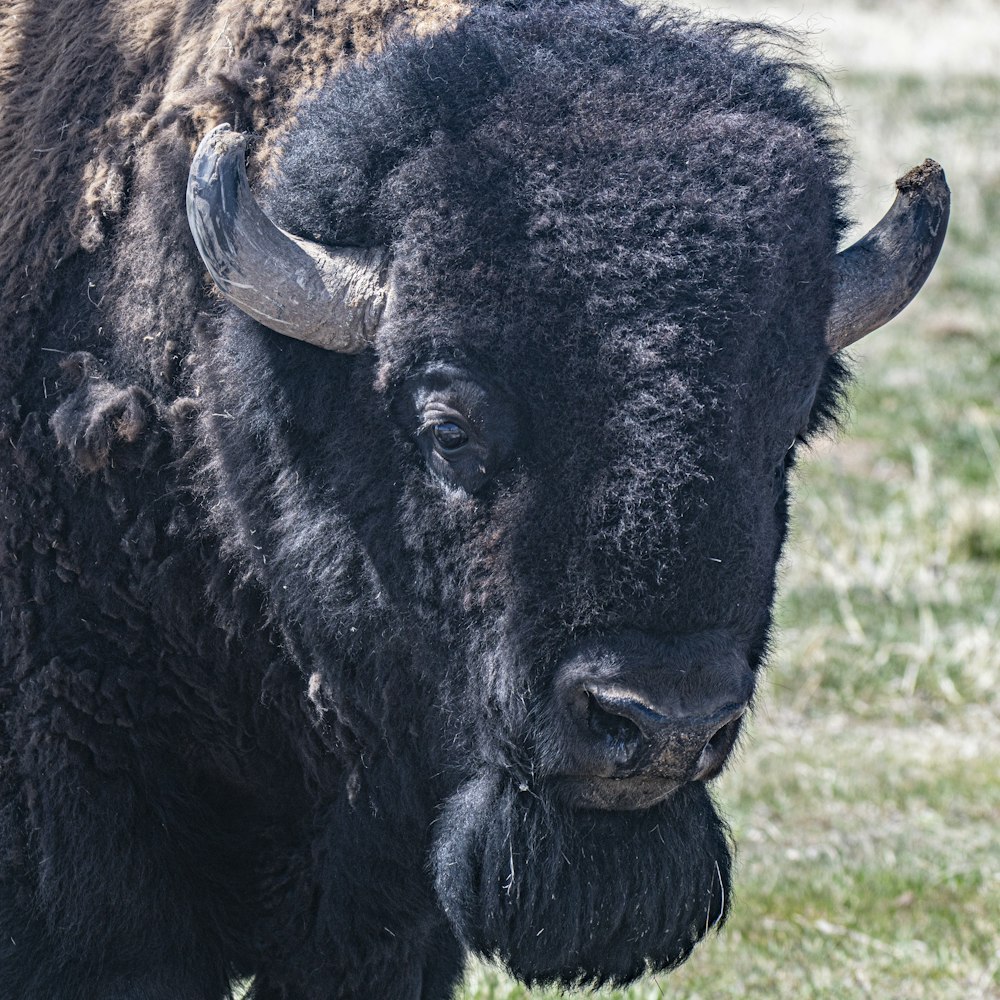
[{"x1": 432, "y1": 772, "x2": 730, "y2": 986}]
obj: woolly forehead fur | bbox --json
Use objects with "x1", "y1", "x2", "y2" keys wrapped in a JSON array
[
  {"x1": 272, "y1": 0, "x2": 851, "y2": 427},
  {"x1": 253, "y1": 0, "x2": 852, "y2": 643}
]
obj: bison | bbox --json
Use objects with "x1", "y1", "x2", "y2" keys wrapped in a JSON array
[{"x1": 0, "y1": 1, "x2": 948, "y2": 998}]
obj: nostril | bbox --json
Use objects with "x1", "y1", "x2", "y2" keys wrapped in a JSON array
[
  {"x1": 692, "y1": 711, "x2": 745, "y2": 781},
  {"x1": 585, "y1": 687, "x2": 671, "y2": 735},
  {"x1": 585, "y1": 691, "x2": 643, "y2": 748},
  {"x1": 705, "y1": 722, "x2": 730, "y2": 754}
]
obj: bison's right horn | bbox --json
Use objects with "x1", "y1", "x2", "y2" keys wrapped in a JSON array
[
  {"x1": 187, "y1": 124, "x2": 389, "y2": 353},
  {"x1": 826, "y1": 159, "x2": 950, "y2": 352}
]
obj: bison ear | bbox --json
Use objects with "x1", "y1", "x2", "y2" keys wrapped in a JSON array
[
  {"x1": 186, "y1": 124, "x2": 390, "y2": 353},
  {"x1": 826, "y1": 160, "x2": 950, "y2": 353}
]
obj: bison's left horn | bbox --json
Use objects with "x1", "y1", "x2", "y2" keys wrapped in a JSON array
[
  {"x1": 187, "y1": 124, "x2": 389, "y2": 352},
  {"x1": 826, "y1": 159, "x2": 949, "y2": 352}
]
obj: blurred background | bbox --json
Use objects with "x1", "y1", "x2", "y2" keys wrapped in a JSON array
[{"x1": 461, "y1": 1, "x2": 1000, "y2": 997}]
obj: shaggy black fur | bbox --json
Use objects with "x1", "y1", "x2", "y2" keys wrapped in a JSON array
[{"x1": 1, "y1": 1, "x2": 854, "y2": 997}]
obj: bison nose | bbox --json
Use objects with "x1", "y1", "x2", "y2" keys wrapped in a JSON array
[
  {"x1": 548, "y1": 630, "x2": 754, "y2": 809},
  {"x1": 581, "y1": 685, "x2": 747, "y2": 781}
]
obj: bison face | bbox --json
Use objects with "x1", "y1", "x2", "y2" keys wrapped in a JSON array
[
  {"x1": 371, "y1": 261, "x2": 820, "y2": 984},
  {"x1": 190, "y1": 2, "x2": 946, "y2": 989}
]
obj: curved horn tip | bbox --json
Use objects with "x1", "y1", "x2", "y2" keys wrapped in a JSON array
[
  {"x1": 208, "y1": 124, "x2": 246, "y2": 158},
  {"x1": 825, "y1": 158, "x2": 950, "y2": 353},
  {"x1": 896, "y1": 158, "x2": 946, "y2": 195},
  {"x1": 191, "y1": 124, "x2": 247, "y2": 175}
]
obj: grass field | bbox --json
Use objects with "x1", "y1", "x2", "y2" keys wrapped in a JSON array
[{"x1": 455, "y1": 1, "x2": 1000, "y2": 997}]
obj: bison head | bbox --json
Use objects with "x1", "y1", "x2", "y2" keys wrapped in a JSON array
[{"x1": 187, "y1": 2, "x2": 947, "y2": 988}]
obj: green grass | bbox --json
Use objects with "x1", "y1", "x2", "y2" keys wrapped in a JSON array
[{"x1": 454, "y1": 2, "x2": 1000, "y2": 998}]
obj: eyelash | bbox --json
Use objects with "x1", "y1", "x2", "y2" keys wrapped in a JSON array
[{"x1": 417, "y1": 407, "x2": 464, "y2": 435}]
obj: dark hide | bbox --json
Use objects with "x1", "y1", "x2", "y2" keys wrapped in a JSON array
[{"x1": 1, "y1": 1, "x2": 854, "y2": 998}]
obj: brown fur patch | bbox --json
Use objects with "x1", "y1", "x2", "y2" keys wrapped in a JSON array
[{"x1": 0, "y1": 0, "x2": 467, "y2": 409}]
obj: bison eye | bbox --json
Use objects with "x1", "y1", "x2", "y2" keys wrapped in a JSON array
[{"x1": 432, "y1": 421, "x2": 469, "y2": 452}]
